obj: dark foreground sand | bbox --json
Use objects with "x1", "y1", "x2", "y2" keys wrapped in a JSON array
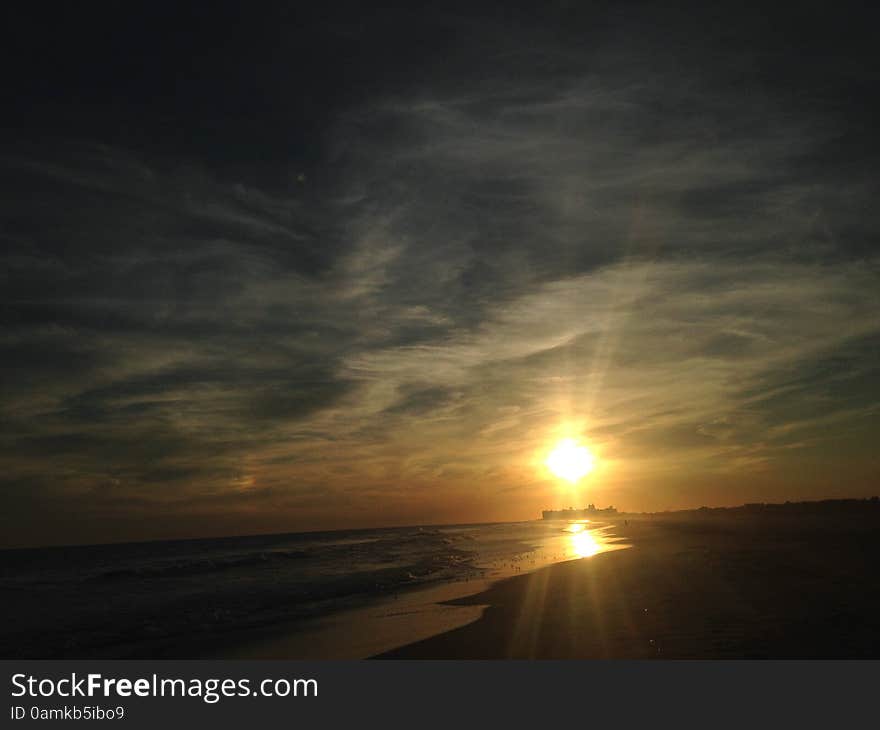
[{"x1": 377, "y1": 510, "x2": 880, "y2": 658}]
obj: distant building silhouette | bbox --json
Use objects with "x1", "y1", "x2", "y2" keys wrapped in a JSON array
[{"x1": 542, "y1": 505, "x2": 617, "y2": 519}]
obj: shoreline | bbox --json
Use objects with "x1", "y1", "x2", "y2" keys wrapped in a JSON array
[
  {"x1": 195, "y1": 520, "x2": 629, "y2": 660},
  {"x1": 372, "y1": 521, "x2": 641, "y2": 660},
  {"x1": 375, "y1": 513, "x2": 880, "y2": 659},
  {"x1": 6, "y1": 519, "x2": 626, "y2": 660}
]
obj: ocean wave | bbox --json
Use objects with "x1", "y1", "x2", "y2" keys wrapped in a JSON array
[{"x1": 92, "y1": 549, "x2": 311, "y2": 581}]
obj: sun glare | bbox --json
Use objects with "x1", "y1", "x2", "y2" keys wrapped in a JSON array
[
  {"x1": 570, "y1": 529, "x2": 600, "y2": 558},
  {"x1": 546, "y1": 438, "x2": 595, "y2": 483}
]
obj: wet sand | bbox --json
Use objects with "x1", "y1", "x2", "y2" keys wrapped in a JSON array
[
  {"x1": 189, "y1": 579, "x2": 490, "y2": 659},
  {"x1": 377, "y1": 510, "x2": 880, "y2": 658}
]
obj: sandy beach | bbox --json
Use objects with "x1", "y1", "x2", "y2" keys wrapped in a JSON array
[{"x1": 378, "y1": 508, "x2": 880, "y2": 659}]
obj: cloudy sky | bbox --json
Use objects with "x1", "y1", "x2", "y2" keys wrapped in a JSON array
[{"x1": 2, "y1": 2, "x2": 879, "y2": 546}]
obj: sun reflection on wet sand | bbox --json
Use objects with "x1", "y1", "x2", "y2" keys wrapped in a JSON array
[
  {"x1": 563, "y1": 521, "x2": 627, "y2": 559},
  {"x1": 570, "y1": 529, "x2": 601, "y2": 557}
]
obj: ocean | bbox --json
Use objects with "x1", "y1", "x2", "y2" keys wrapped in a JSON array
[{"x1": 0, "y1": 519, "x2": 626, "y2": 658}]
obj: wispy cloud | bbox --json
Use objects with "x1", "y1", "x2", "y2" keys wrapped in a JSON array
[{"x1": 2, "y1": 4, "x2": 879, "y2": 544}]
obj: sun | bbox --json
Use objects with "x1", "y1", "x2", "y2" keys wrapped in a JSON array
[{"x1": 546, "y1": 438, "x2": 595, "y2": 483}]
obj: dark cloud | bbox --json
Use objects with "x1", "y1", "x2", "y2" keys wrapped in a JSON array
[{"x1": 383, "y1": 386, "x2": 460, "y2": 417}]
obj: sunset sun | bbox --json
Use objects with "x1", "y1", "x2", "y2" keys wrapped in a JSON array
[{"x1": 546, "y1": 438, "x2": 595, "y2": 483}]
